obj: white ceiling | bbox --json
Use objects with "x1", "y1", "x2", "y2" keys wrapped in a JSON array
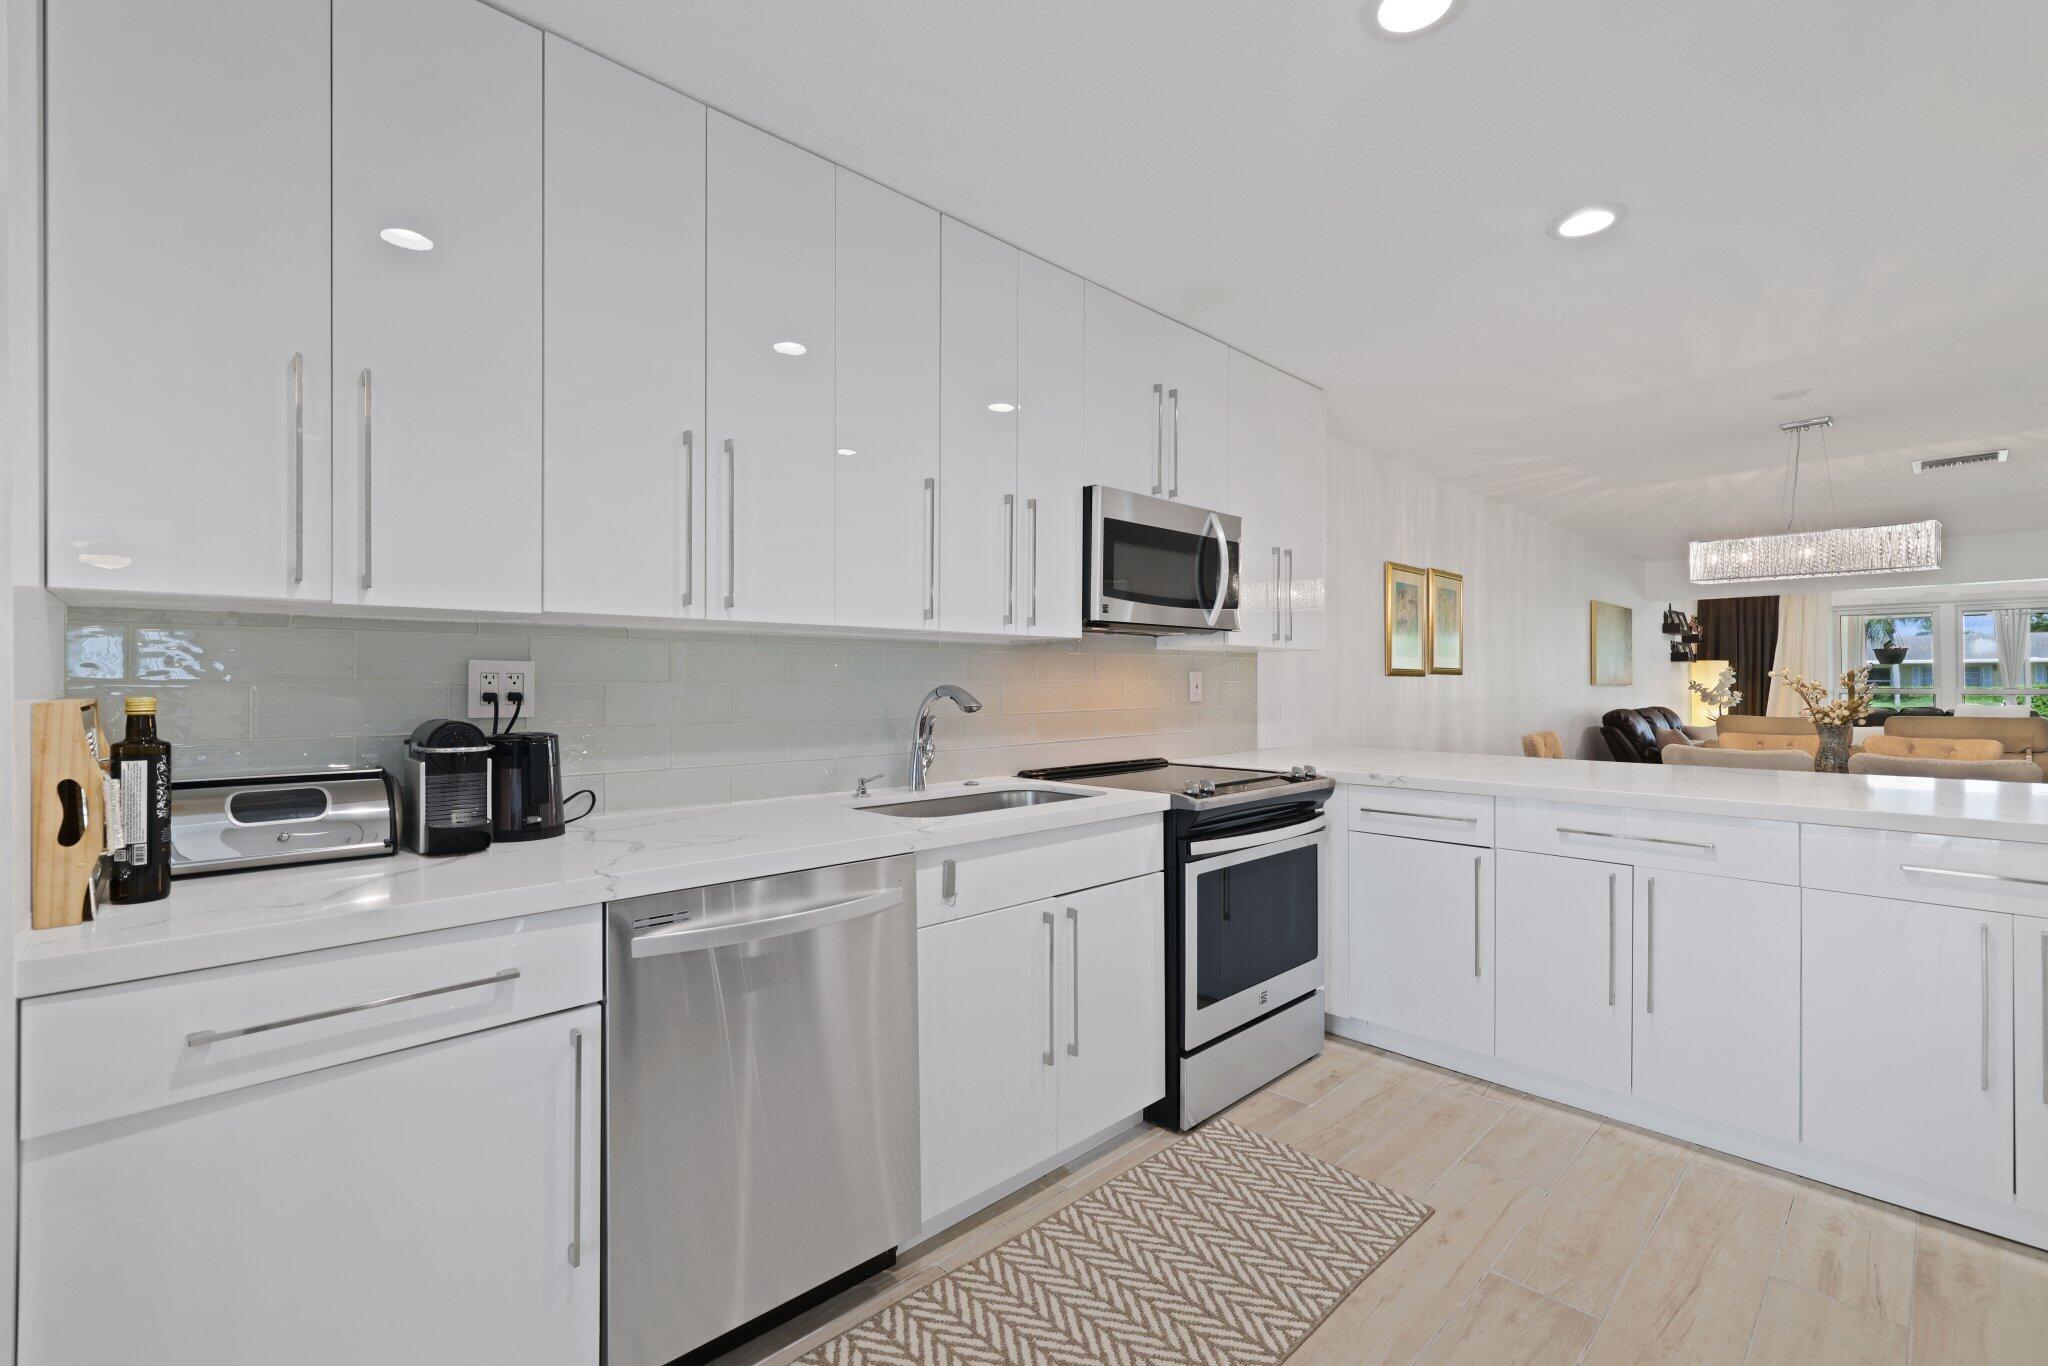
[{"x1": 499, "y1": 0, "x2": 2048, "y2": 564}]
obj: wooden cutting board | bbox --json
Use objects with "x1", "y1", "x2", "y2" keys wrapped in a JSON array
[{"x1": 31, "y1": 699, "x2": 106, "y2": 929}]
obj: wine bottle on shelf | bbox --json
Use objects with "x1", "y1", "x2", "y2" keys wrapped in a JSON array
[{"x1": 106, "y1": 696, "x2": 172, "y2": 904}]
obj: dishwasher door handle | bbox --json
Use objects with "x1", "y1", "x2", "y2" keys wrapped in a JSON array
[{"x1": 628, "y1": 890, "x2": 904, "y2": 958}]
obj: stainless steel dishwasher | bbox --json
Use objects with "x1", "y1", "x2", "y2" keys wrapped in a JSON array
[{"x1": 605, "y1": 856, "x2": 918, "y2": 1366}]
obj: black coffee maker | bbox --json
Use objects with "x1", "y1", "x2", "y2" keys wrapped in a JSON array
[{"x1": 489, "y1": 731, "x2": 595, "y2": 842}]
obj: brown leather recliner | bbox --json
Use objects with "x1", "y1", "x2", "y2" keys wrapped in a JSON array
[{"x1": 1601, "y1": 706, "x2": 1687, "y2": 763}]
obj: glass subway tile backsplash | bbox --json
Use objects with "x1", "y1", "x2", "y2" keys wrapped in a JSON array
[{"x1": 64, "y1": 610, "x2": 1258, "y2": 813}]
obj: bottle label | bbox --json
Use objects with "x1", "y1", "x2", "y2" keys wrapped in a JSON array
[
  {"x1": 120, "y1": 759, "x2": 150, "y2": 865},
  {"x1": 103, "y1": 774, "x2": 128, "y2": 859}
]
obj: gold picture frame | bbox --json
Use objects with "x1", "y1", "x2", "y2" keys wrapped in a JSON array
[
  {"x1": 1384, "y1": 562, "x2": 1428, "y2": 676},
  {"x1": 1426, "y1": 569, "x2": 1464, "y2": 675},
  {"x1": 1589, "y1": 600, "x2": 1635, "y2": 686}
]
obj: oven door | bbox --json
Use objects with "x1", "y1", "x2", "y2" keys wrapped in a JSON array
[
  {"x1": 1182, "y1": 817, "x2": 1325, "y2": 1049},
  {"x1": 1087, "y1": 487, "x2": 1240, "y2": 633}
]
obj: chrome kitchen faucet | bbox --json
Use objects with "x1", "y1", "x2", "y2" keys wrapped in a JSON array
[{"x1": 908, "y1": 685, "x2": 982, "y2": 791}]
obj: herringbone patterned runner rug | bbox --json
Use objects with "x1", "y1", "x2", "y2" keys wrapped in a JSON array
[{"x1": 798, "y1": 1120, "x2": 1432, "y2": 1365}]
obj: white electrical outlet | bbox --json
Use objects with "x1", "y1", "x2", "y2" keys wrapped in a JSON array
[
  {"x1": 467, "y1": 659, "x2": 536, "y2": 721},
  {"x1": 1187, "y1": 670, "x2": 1204, "y2": 704}
]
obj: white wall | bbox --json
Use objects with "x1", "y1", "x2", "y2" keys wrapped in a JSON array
[{"x1": 1260, "y1": 437, "x2": 1685, "y2": 760}]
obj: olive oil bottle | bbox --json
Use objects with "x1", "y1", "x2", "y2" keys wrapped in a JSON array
[{"x1": 106, "y1": 696, "x2": 172, "y2": 904}]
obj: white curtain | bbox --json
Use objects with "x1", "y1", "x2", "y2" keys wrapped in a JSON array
[
  {"x1": 1997, "y1": 608, "x2": 2031, "y2": 698},
  {"x1": 1769, "y1": 593, "x2": 1833, "y2": 716}
]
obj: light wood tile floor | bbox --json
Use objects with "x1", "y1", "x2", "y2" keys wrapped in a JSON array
[{"x1": 712, "y1": 1036, "x2": 2048, "y2": 1365}]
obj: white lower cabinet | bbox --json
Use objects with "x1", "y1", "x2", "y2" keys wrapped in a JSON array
[
  {"x1": 1804, "y1": 890, "x2": 2014, "y2": 1202},
  {"x1": 1633, "y1": 869, "x2": 1800, "y2": 1141},
  {"x1": 2018, "y1": 920, "x2": 2048, "y2": 1215},
  {"x1": 21, "y1": 1005, "x2": 602, "y2": 1366},
  {"x1": 1495, "y1": 851, "x2": 1632, "y2": 1093},
  {"x1": 920, "y1": 872, "x2": 1164, "y2": 1222},
  {"x1": 1351, "y1": 833, "x2": 1493, "y2": 1056}
]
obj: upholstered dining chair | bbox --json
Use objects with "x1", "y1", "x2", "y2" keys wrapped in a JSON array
[
  {"x1": 1521, "y1": 731, "x2": 1565, "y2": 759},
  {"x1": 1663, "y1": 745, "x2": 1815, "y2": 772}
]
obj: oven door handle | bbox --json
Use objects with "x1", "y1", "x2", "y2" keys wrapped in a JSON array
[
  {"x1": 1201, "y1": 511, "x2": 1231, "y2": 628},
  {"x1": 1188, "y1": 816, "x2": 1326, "y2": 860}
]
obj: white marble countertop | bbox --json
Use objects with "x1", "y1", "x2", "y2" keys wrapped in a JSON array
[
  {"x1": 16, "y1": 778, "x2": 1167, "y2": 998},
  {"x1": 1199, "y1": 747, "x2": 2048, "y2": 844}
]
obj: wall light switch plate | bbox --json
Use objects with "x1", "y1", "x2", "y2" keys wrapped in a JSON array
[
  {"x1": 1187, "y1": 670, "x2": 1204, "y2": 704},
  {"x1": 467, "y1": 659, "x2": 536, "y2": 721}
]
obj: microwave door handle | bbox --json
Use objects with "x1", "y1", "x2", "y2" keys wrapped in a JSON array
[{"x1": 1202, "y1": 512, "x2": 1230, "y2": 628}]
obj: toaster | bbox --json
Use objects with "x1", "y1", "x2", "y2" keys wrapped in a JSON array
[{"x1": 169, "y1": 770, "x2": 398, "y2": 878}]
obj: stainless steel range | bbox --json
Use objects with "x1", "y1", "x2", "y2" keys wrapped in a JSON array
[{"x1": 1017, "y1": 758, "x2": 1334, "y2": 1128}]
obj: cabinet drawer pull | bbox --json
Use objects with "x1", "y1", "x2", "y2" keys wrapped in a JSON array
[
  {"x1": 1645, "y1": 877, "x2": 1656, "y2": 1014},
  {"x1": 1042, "y1": 909, "x2": 1057, "y2": 1067},
  {"x1": 1270, "y1": 546, "x2": 1282, "y2": 642},
  {"x1": 678, "y1": 430, "x2": 695, "y2": 607},
  {"x1": 1027, "y1": 497, "x2": 1040, "y2": 628},
  {"x1": 1004, "y1": 493, "x2": 1017, "y2": 626},
  {"x1": 723, "y1": 438, "x2": 737, "y2": 609},
  {"x1": 942, "y1": 858, "x2": 957, "y2": 905},
  {"x1": 1152, "y1": 382, "x2": 1165, "y2": 495},
  {"x1": 1472, "y1": 856, "x2": 1483, "y2": 978},
  {"x1": 185, "y1": 967, "x2": 520, "y2": 1047},
  {"x1": 1557, "y1": 826, "x2": 1715, "y2": 853},
  {"x1": 1982, "y1": 923, "x2": 1993, "y2": 1094},
  {"x1": 1067, "y1": 906, "x2": 1081, "y2": 1057},
  {"x1": 1901, "y1": 864, "x2": 2048, "y2": 891},
  {"x1": 1607, "y1": 872, "x2": 1618, "y2": 1007},
  {"x1": 1358, "y1": 807, "x2": 1478, "y2": 825},
  {"x1": 1284, "y1": 548, "x2": 1295, "y2": 642},
  {"x1": 289, "y1": 352, "x2": 305, "y2": 586},
  {"x1": 1168, "y1": 387, "x2": 1181, "y2": 498},
  {"x1": 923, "y1": 477, "x2": 938, "y2": 622},
  {"x1": 358, "y1": 368, "x2": 375, "y2": 591},
  {"x1": 568, "y1": 1027, "x2": 585, "y2": 1268}
]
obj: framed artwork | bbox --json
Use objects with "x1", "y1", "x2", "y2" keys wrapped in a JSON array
[
  {"x1": 1384, "y1": 562, "x2": 1428, "y2": 676},
  {"x1": 1590, "y1": 600, "x2": 1635, "y2": 686},
  {"x1": 1426, "y1": 569, "x2": 1464, "y2": 675}
]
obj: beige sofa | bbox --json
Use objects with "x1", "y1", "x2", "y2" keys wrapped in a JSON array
[
  {"x1": 1884, "y1": 716, "x2": 2048, "y2": 781},
  {"x1": 1713, "y1": 716, "x2": 1821, "y2": 756}
]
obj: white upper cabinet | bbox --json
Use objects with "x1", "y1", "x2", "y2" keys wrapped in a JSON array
[
  {"x1": 706, "y1": 113, "x2": 838, "y2": 625},
  {"x1": 1015, "y1": 255, "x2": 1086, "y2": 639},
  {"x1": 1225, "y1": 350, "x2": 1324, "y2": 650},
  {"x1": 834, "y1": 172, "x2": 941, "y2": 632},
  {"x1": 542, "y1": 37, "x2": 706, "y2": 620},
  {"x1": 333, "y1": 0, "x2": 543, "y2": 613},
  {"x1": 1161, "y1": 321, "x2": 1229, "y2": 510},
  {"x1": 46, "y1": 0, "x2": 332, "y2": 601},
  {"x1": 938, "y1": 218, "x2": 1021, "y2": 635},
  {"x1": 1083, "y1": 285, "x2": 1166, "y2": 497},
  {"x1": 1277, "y1": 366, "x2": 1328, "y2": 651}
]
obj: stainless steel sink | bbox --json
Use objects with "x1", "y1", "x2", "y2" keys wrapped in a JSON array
[{"x1": 858, "y1": 788, "x2": 1096, "y2": 818}]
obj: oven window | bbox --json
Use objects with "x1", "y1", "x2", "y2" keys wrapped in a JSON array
[
  {"x1": 1193, "y1": 845, "x2": 1318, "y2": 1010},
  {"x1": 1102, "y1": 518, "x2": 1237, "y2": 610}
]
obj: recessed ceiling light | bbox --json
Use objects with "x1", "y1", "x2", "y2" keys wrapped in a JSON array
[
  {"x1": 987, "y1": 402, "x2": 1016, "y2": 413},
  {"x1": 772, "y1": 341, "x2": 807, "y2": 356},
  {"x1": 1772, "y1": 387, "x2": 1814, "y2": 402},
  {"x1": 78, "y1": 552, "x2": 132, "y2": 570},
  {"x1": 1547, "y1": 203, "x2": 1626, "y2": 240},
  {"x1": 379, "y1": 227, "x2": 434, "y2": 251},
  {"x1": 1367, "y1": 0, "x2": 1463, "y2": 37},
  {"x1": 836, "y1": 448, "x2": 856, "y2": 456}
]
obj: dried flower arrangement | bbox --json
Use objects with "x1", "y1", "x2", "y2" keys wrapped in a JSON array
[{"x1": 1769, "y1": 666, "x2": 1875, "y2": 726}]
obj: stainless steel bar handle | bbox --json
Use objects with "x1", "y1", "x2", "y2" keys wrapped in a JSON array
[
  {"x1": 1472, "y1": 856, "x2": 1483, "y2": 978},
  {"x1": 1645, "y1": 877, "x2": 1656, "y2": 1014},
  {"x1": 1187, "y1": 816, "x2": 1326, "y2": 859},
  {"x1": 1067, "y1": 906, "x2": 1081, "y2": 1057},
  {"x1": 942, "y1": 858, "x2": 957, "y2": 905},
  {"x1": 358, "y1": 368, "x2": 374, "y2": 591},
  {"x1": 1152, "y1": 383, "x2": 1165, "y2": 494},
  {"x1": 568, "y1": 1027, "x2": 584, "y2": 1268},
  {"x1": 185, "y1": 967, "x2": 520, "y2": 1047},
  {"x1": 1004, "y1": 493, "x2": 1017, "y2": 626},
  {"x1": 723, "y1": 438, "x2": 737, "y2": 609},
  {"x1": 679, "y1": 430, "x2": 695, "y2": 607},
  {"x1": 629, "y1": 890, "x2": 903, "y2": 958},
  {"x1": 1284, "y1": 548, "x2": 1295, "y2": 642},
  {"x1": 1557, "y1": 827, "x2": 1715, "y2": 853},
  {"x1": 1902, "y1": 864, "x2": 2048, "y2": 890},
  {"x1": 923, "y1": 477, "x2": 938, "y2": 622},
  {"x1": 1270, "y1": 546, "x2": 1283, "y2": 642},
  {"x1": 1982, "y1": 922, "x2": 1993, "y2": 1093},
  {"x1": 1168, "y1": 387, "x2": 1181, "y2": 498},
  {"x1": 289, "y1": 352, "x2": 305, "y2": 585},
  {"x1": 1027, "y1": 497, "x2": 1040, "y2": 628},
  {"x1": 1357, "y1": 807, "x2": 1477, "y2": 825},
  {"x1": 2040, "y1": 932, "x2": 2047, "y2": 1106},
  {"x1": 1042, "y1": 909, "x2": 1057, "y2": 1067},
  {"x1": 1607, "y1": 872, "x2": 1618, "y2": 1007}
]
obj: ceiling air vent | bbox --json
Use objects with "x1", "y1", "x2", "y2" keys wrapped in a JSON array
[{"x1": 1912, "y1": 449, "x2": 2009, "y2": 474}]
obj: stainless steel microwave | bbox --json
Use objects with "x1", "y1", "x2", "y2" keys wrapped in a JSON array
[{"x1": 1084, "y1": 487, "x2": 1241, "y2": 634}]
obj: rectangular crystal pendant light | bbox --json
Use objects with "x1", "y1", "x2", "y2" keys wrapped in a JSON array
[{"x1": 1688, "y1": 520, "x2": 1942, "y2": 584}]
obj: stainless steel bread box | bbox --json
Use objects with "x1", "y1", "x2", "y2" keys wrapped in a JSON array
[{"x1": 169, "y1": 770, "x2": 398, "y2": 877}]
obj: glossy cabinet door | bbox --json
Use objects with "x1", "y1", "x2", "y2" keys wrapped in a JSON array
[
  {"x1": 1056, "y1": 874, "x2": 1166, "y2": 1148},
  {"x1": 938, "y1": 218, "x2": 1020, "y2": 635},
  {"x1": 45, "y1": 0, "x2": 331, "y2": 601},
  {"x1": 1495, "y1": 851, "x2": 1632, "y2": 1093},
  {"x1": 1632, "y1": 870, "x2": 1799, "y2": 1141},
  {"x1": 705, "y1": 112, "x2": 838, "y2": 625},
  {"x1": 1015, "y1": 254, "x2": 1086, "y2": 639},
  {"x1": 919, "y1": 901, "x2": 1060, "y2": 1221},
  {"x1": 1351, "y1": 833, "x2": 1494, "y2": 1056},
  {"x1": 2018, "y1": 920, "x2": 2048, "y2": 1214},
  {"x1": 20, "y1": 1007, "x2": 601, "y2": 1365},
  {"x1": 542, "y1": 36, "x2": 706, "y2": 619},
  {"x1": 1226, "y1": 349, "x2": 1285, "y2": 648},
  {"x1": 1277, "y1": 367, "x2": 1328, "y2": 651},
  {"x1": 333, "y1": 0, "x2": 542, "y2": 613},
  {"x1": 1083, "y1": 283, "x2": 1167, "y2": 497},
  {"x1": 1804, "y1": 891, "x2": 2014, "y2": 1202},
  {"x1": 834, "y1": 171, "x2": 940, "y2": 632},
  {"x1": 1161, "y1": 321, "x2": 1229, "y2": 509}
]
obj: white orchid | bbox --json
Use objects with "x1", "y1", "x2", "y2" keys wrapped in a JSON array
[{"x1": 1687, "y1": 666, "x2": 1743, "y2": 719}]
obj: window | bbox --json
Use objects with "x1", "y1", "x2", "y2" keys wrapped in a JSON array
[
  {"x1": 1847, "y1": 613, "x2": 1936, "y2": 709},
  {"x1": 1960, "y1": 608, "x2": 2048, "y2": 717}
]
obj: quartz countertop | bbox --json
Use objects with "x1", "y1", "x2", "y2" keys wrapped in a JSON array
[
  {"x1": 17, "y1": 779, "x2": 1168, "y2": 998},
  {"x1": 1198, "y1": 747, "x2": 2048, "y2": 844}
]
